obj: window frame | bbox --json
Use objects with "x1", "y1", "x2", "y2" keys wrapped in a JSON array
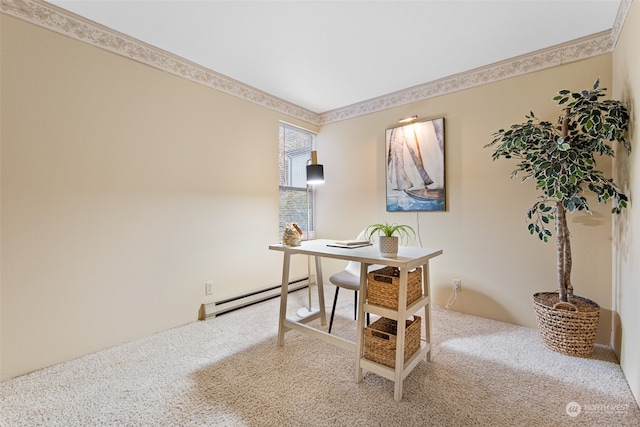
[{"x1": 278, "y1": 122, "x2": 318, "y2": 239}]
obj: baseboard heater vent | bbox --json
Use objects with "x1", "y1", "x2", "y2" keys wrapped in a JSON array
[{"x1": 198, "y1": 277, "x2": 309, "y2": 320}]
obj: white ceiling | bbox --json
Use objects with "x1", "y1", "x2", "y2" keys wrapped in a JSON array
[{"x1": 48, "y1": 0, "x2": 622, "y2": 113}]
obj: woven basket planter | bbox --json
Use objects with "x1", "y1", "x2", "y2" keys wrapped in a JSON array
[{"x1": 532, "y1": 292, "x2": 600, "y2": 358}]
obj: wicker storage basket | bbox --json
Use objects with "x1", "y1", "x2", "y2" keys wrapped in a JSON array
[
  {"x1": 533, "y1": 292, "x2": 600, "y2": 358},
  {"x1": 367, "y1": 267, "x2": 422, "y2": 309},
  {"x1": 364, "y1": 316, "x2": 421, "y2": 368}
]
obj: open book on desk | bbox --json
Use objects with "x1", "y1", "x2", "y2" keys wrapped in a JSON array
[{"x1": 327, "y1": 239, "x2": 373, "y2": 249}]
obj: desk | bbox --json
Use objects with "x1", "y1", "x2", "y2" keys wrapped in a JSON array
[{"x1": 269, "y1": 239, "x2": 442, "y2": 401}]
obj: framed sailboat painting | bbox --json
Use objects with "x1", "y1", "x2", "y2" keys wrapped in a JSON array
[{"x1": 385, "y1": 117, "x2": 445, "y2": 211}]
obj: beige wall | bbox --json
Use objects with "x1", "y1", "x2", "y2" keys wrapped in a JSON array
[
  {"x1": 0, "y1": 15, "x2": 314, "y2": 380},
  {"x1": 317, "y1": 57, "x2": 615, "y2": 339},
  {"x1": 612, "y1": 0, "x2": 640, "y2": 407},
  {"x1": 1, "y1": 7, "x2": 638, "y2": 408}
]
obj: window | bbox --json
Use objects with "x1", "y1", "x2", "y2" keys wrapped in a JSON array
[{"x1": 279, "y1": 122, "x2": 317, "y2": 238}]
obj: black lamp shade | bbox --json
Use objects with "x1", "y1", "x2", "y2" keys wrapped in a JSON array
[{"x1": 306, "y1": 164, "x2": 324, "y2": 184}]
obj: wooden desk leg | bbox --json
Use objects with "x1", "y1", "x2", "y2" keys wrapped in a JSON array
[
  {"x1": 355, "y1": 262, "x2": 369, "y2": 383},
  {"x1": 393, "y1": 267, "x2": 409, "y2": 401},
  {"x1": 423, "y1": 261, "x2": 432, "y2": 362},
  {"x1": 277, "y1": 252, "x2": 292, "y2": 347},
  {"x1": 315, "y1": 256, "x2": 327, "y2": 326}
]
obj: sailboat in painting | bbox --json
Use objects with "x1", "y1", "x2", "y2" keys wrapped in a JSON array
[{"x1": 386, "y1": 117, "x2": 445, "y2": 211}]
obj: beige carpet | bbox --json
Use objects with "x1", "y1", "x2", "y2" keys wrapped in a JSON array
[{"x1": 1, "y1": 287, "x2": 639, "y2": 426}]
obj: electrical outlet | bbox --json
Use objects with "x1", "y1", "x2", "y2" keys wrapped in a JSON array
[
  {"x1": 205, "y1": 282, "x2": 214, "y2": 295},
  {"x1": 453, "y1": 279, "x2": 461, "y2": 291}
]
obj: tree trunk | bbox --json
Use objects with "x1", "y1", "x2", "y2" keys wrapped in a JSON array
[
  {"x1": 563, "y1": 219, "x2": 573, "y2": 300},
  {"x1": 557, "y1": 202, "x2": 568, "y2": 302},
  {"x1": 557, "y1": 108, "x2": 572, "y2": 302}
]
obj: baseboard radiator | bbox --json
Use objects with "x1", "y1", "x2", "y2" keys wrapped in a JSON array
[{"x1": 198, "y1": 276, "x2": 311, "y2": 320}]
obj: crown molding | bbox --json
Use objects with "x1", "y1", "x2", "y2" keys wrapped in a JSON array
[
  {"x1": 611, "y1": 0, "x2": 633, "y2": 48},
  {"x1": 318, "y1": 30, "x2": 615, "y2": 125},
  {"x1": 1, "y1": 0, "x2": 320, "y2": 125},
  {"x1": 2, "y1": 0, "x2": 629, "y2": 126}
]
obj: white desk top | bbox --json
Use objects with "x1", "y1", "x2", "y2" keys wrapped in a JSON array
[{"x1": 269, "y1": 239, "x2": 442, "y2": 270}]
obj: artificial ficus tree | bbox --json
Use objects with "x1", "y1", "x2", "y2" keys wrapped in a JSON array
[{"x1": 486, "y1": 79, "x2": 630, "y2": 303}]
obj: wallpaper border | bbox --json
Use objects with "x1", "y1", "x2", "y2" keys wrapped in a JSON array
[{"x1": 2, "y1": 0, "x2": 630, "y2": 126}]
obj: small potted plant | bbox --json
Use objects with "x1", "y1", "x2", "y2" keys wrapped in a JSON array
[
  {"x1": 365, "y1": 222, "x2": 416, "y2": 257},
  {"x1": 485, "y1": 78, "x2": 630, "y2": 357}
]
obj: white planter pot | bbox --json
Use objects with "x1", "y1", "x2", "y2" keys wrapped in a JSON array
[{"x1": 379, "y1": 236, "x2": 399, "y2": 257}]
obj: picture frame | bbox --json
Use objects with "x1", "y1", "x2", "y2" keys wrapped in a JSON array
[{"x1": 385, "y1": 117, "x2": 445, "y2": 211}]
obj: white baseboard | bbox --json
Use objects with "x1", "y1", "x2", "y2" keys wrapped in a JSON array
[{"x1": 198, "y1": 277, "x2": 311, "y2": 320}]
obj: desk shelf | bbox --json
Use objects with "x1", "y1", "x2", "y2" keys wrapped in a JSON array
[
  {"x1": 358, "y1": 269, "x2": 434, "y2": 401},
  {"x1": 363, "y1": 295, "x2": 430, "y2": 321},
  {"x1": 359, "y1": 340, "x2": 430, "y2": 381}
]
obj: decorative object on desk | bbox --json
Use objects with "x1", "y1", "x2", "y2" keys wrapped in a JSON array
[
  {"x1": 486, "y1": 78, "x2": 630, "y2": 358},
  {"x1": 386, "y1": 117, "x2": 445, "y2": 212},
  {"x1": 282, "y1": 223, "x2": 303, "y2": 246},
  {"x1": 368, "y1": 266, "x2": 422, "y2": 309},
  {"x1": 364, "y1": 316, "x2": 421, "y2": 368},
  {"x1": 297, "y1": 150, "x2": 325, "y2": 318},
  {"x1": 365, "y1": 222, "x2": 415, "y2": 257}
]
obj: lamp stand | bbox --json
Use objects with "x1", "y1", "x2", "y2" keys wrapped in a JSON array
[{"x1": 297, "y1": 183, "x2": 319, "y2": 318}]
